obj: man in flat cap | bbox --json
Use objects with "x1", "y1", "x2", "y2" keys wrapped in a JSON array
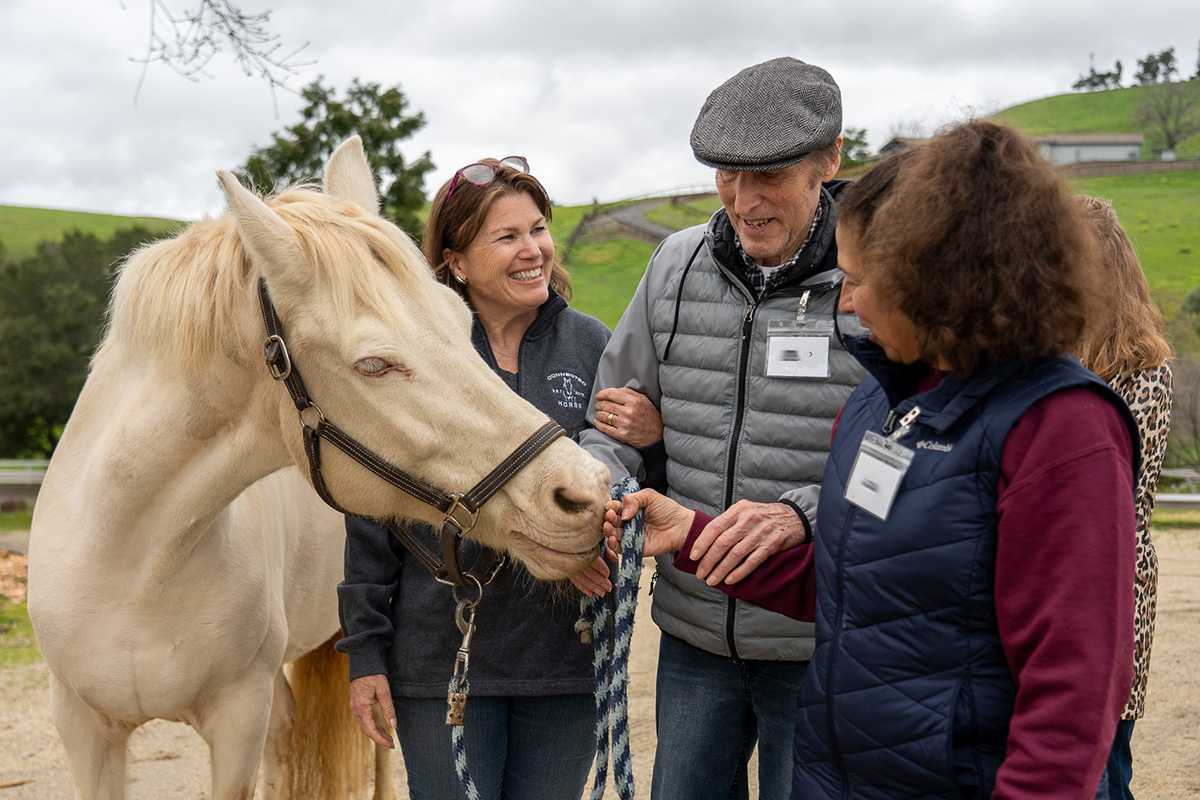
[{"x1": 582, "y1": 57, "x2": 866, "y2": 798}]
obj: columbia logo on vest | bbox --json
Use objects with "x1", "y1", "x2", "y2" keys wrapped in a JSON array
[{"x1": 916, "y1": 440, "x2": 954, "y2": 453}]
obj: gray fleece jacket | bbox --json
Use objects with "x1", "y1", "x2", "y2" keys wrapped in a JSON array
[
  {"x1": 580, "y1": 189, "x2": 866, "y2": 661},
  {"x1": 336, "y1": 288, "x2": 611, "y2": 696}
]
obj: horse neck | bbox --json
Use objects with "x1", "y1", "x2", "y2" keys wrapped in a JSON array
[{"x1": 49, "y1": 343, "x2": 291, "y2": 546}]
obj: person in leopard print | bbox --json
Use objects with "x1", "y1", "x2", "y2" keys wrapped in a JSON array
[{"x1": 1074, "y1": 196, "x2": 1174, "y2": 800}]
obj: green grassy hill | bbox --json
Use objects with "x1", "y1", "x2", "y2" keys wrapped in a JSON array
[
  {"x1": 0, "y1": 205, "x2": 184, "y2": 260},
  {"x1": 991, "y1": 84, "x2": 1200, "y2": 159},
  {"x1": 1071, "y1": 170, "x2": 1200, "y2": 299}
]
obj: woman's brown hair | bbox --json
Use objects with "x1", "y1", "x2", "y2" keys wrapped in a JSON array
[
  {"x1": 1072, "y1": 196, "x2": 1172, "y2": 381},
  {"x1": 422, "y1": 158, "x2": 573, "y2": 302},
  {"x1": 837, "y1": 120, "x2": 1106, "y2": 375}
]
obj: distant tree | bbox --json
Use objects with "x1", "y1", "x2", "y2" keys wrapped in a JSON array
[
  {"x1": 1135, "y1": 52, "x2": 1162, "y2": 85},
  {"x1": 840, "y1": 127, "x2": 872, "y2": 164},
  {"x1": 888, "y1": 120, "x2": 928, "y2": 140},
  {"x1": 1135, "y1": 47, "x2": 1179, "y2": 85},
  {"x1": 0, "y1": 227, "x2": 163, "y2": 457},
  {"x1": 1195, "y1": 39, "x2": 1200, "y2": 79},
  {"x1": 239, "y1": 77, "x2": 434, "y2": 239},
  {"x1": 1073, "y1": 54, "x2": 1124, "y2": 92},
  {"x1": 1134, "y1": 79, "x2": 1200, "y2": 151},
  {"x1": 1160, "y1": 47, "x2": 1180, "y2": 81}
]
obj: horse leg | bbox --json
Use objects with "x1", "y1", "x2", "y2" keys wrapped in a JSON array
[
  {"x1": 196, "y1": 676, "x2": 275, "y2": 800},
  {"x1": 260, "y1": 670, "x2": 296, "y2": 800},
  {"x1": 49, "y1": 675, "x2": 134, "y2": 800}
]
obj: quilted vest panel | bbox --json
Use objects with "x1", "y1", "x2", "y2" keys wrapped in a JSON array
[
  {"x1": 644, "y1": 221, "x2": 867, "y2": 660},
  {"x1": 793, "y1": 355, "x2": 1127, "y2": 799}
]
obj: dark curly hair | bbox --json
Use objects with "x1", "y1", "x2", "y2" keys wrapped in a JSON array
[{"x1": 837, "y1": 120, "x2": 1104, "y2": 375}]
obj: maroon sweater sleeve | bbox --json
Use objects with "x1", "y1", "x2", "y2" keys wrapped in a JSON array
[
  {"x1": 671, "y1": 512, "x2": 817, "y2": 621},
  {"x1": 991, "y1": 387, "x2": 1135, "y2": 799}
]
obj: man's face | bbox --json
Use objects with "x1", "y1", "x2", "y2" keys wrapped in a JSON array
[{"x1": 715, "y1": 143, "x2": 841, "y2": 267}]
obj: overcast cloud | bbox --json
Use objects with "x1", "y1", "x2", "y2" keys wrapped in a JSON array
[{"x1": 1, "y1": 0, "x2": 1197, "y2": 220}]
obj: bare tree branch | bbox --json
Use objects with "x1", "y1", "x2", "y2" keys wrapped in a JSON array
[{"x1": 123, "y1": 0, "x2": 313, "y2": 109}]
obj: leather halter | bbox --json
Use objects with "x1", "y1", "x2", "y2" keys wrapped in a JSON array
[{"x1": 256, "y1": 278, "x2": 565, "y2": 588}]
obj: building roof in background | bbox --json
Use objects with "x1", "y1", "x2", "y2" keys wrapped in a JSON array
[{"x1": 1033, "y1": 133, "x2": 1144, "y2": 145}]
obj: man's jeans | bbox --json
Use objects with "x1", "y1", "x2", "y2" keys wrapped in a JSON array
[
  {"x1": 651, "y1": 632, "x2": 808, "y2": 800},
  {"x1": 393, "y1": 693, "x2": 595, "y2": 800}
]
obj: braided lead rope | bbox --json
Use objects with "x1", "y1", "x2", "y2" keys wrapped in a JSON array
[
  {"x1": 448, "y1": 674, "x2": 481, "y2": 800},
  {"x1": 579, "y1": 477, "x2": 645, "y2": 800}
]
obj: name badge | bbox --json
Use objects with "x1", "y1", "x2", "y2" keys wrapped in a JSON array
[
  {"x1": 844, "y1": 430, "x2": 915, "y2": 521},
  {"x1": 766, "y1": 317, "x2": 832, "y2": 379}
]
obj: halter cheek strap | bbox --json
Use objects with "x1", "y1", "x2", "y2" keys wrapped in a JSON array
[{"x1": 257, "y1": 277, "x2": 566, "y2": 588}]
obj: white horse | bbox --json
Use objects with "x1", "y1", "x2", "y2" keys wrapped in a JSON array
[{"x1": 26, "y1": 137, "x2": 611, "y2": 800}]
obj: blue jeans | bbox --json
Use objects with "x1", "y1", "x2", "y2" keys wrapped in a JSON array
[
  {"x1": 651, "y1": 632, "x2": 808, "y2": 800},
  {"x1": 393, "y1": 693, "x2": 595, "y2": 800},
  {"x1": 1102, "y1": 719, "x2": 1136, "y2": 800}
]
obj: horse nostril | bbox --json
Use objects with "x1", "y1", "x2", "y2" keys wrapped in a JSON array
[{"x1": 554, "y1": 488, "x2": 593, "y2": 516}]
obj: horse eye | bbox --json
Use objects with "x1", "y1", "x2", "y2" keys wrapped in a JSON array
[{"x1": 354, "y1": 357, "x2": 391, "y2": 377}]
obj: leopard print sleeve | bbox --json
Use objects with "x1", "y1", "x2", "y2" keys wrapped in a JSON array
[{"x1": 1110, "y1": 362, "x2": 1172, "y2": 719}]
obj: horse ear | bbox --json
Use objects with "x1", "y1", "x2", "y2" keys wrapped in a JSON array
[
  {"x1": 216, "y1": 170, "x2": 307, "y2": 288},
  {"x1": 323, "y1": 136, "x2": 381, "y2": 216}
]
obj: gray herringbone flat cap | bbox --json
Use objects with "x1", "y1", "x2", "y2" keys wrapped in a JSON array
[{"x1": 691, "y1": 57, "x2": 842, "y2": 171}]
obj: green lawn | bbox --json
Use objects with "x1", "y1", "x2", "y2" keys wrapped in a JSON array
[
  {"x1": 563, "y1": 237, "x2": 658, "y2": 329},
  {"x1": 0, "y1": 205, "x2": 183, "y2": 261},
  {"x1": 0, "y1": 600, "x2": 38, "y2": 668},
  {"x1": 0, "y1": 509, "x2": 33, "y2": 532},
  {"x1": 1070, "y1": 170, "x2": 1200, "y2": 298},
  {"x1": 644, "y1": 195, "x2": 722, "y2": 231}
]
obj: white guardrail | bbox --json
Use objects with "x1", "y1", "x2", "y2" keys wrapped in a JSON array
[
  {"x1": 1156, "y1": 469, "x2": 1200, "y2": 510},
  {"x1": 0, "y1": 460, "x2": 50, "y2": 486}
]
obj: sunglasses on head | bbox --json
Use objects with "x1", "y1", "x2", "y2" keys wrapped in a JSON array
[{"x1": 446, "y1": 155, "x2": 529, "y2": 197}]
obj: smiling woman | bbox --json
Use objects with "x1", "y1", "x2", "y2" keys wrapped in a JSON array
[{"x1": 336, "y1": 156, "x2": 615, "y2": 800}]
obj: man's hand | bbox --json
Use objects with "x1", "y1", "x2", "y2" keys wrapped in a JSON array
[
  {"x1": 691, "y1": 501, "x2": 807, "y2": 586},
  {"x1": 348, "y1": 673, "x2": 396, "y2": 749},
  {"x1": 603, "y1": 488, "x2": 694, "y2": 558}
]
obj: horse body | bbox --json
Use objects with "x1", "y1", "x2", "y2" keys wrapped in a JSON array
[{"x1": 27, "y1": 138, "x2": 610, "y2": 800}]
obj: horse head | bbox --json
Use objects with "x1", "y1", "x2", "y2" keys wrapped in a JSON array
[{"x1": 215, "y1": 138, "x2": 611, "y2": 580}]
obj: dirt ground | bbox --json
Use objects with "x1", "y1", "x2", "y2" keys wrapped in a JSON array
[{"x1": 1, "y1": 527, "x2": 1197, "y2": 799}]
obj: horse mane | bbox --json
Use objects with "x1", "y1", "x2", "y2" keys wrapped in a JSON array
[{"x1": 102, "y1": 185, "x2": 437, "y2": 368}]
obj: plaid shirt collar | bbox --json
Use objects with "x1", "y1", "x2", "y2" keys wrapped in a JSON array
[{"x1": 733, "y1": 195, "x2": 826, "y2": 299}]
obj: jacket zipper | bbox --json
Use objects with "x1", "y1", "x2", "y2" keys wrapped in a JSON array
[{"x1": 721, "y1": 300, "x2": 758, "y2": 661}]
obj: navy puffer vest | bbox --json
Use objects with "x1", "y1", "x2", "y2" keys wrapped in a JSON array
[{"x1": 793, "y1": 341, "x2": 1136, "y2": 799}]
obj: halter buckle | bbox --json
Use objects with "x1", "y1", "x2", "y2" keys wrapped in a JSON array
[
  {"x1": 263, "y1": 335, "x2": 292, "y2": 381},
  {"x1": 443, "y1": 493, "x2": 478, "y2": 534}
]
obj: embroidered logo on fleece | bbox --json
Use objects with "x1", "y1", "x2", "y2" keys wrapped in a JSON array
[{"x1": 548, "y1": 371, "x2": 589, "y2": 410}]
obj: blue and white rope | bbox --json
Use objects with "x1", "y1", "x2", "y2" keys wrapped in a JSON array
[
  {"x1": 450, "y1": 477, "x2": 645, "y2": 800},
  {"x1": 580, "y1": 477, "x2": 645, "y2": 800},
  {"x1": 448, "y1": 674, "x2": 481, "y2": 800}
]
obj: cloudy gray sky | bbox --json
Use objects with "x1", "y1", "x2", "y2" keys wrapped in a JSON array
[{"x1": 1, "y1": 0, "x2": 1197, "y2": 220}]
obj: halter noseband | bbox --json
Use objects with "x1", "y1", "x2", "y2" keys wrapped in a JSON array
[{"x1": 257, "y1": 278, "x2": 565, "y2": 588}]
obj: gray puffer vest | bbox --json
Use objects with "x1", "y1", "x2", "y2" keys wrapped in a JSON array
[{"x1": 648, "y1": 193, "x2": 865, "y2": 661}]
